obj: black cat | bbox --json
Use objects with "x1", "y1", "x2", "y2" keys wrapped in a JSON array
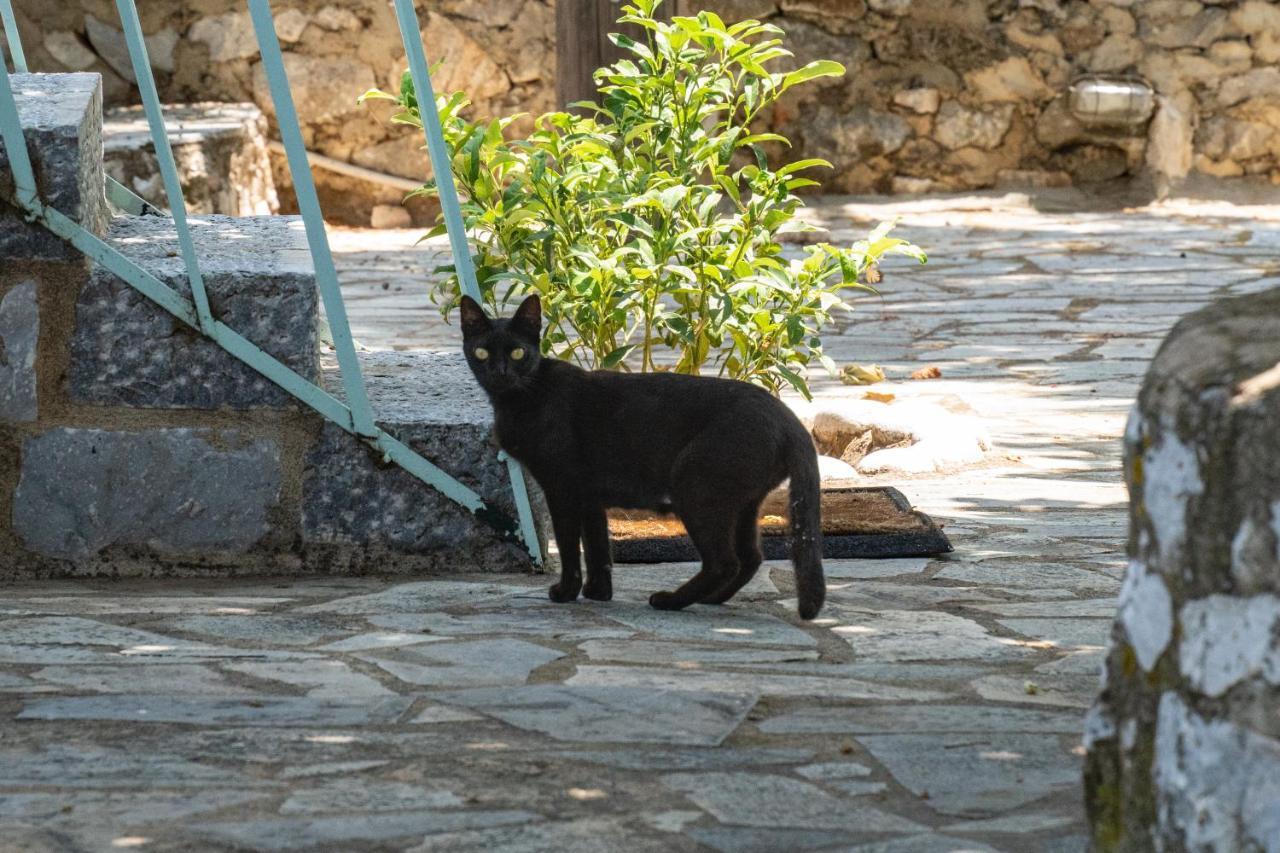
[{"x1": 459, "y1": 294, "x2": 825, "y2": 620}]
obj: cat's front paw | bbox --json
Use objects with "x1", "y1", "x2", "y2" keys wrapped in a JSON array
[
  {"x1": 648, "y1": 590, "x2": 687, "y2": 611},
  {"x1": 548, "y1": 581, "x2": 581, "y2": 603},
  {"x1": 582, "y1": 576, "x2": 612, "y2": 602}
]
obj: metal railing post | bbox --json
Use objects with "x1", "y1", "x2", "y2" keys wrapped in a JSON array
[
  {"x1": 247, "y1": 0, "x2": 378, "y2": 439},
  {"x1": 114, "y1": 0, "x2": 215, "y2": 332},
  {"x1": 0, "y1": 0, "x2": 26, "y2": 73},
  {"x1": 390, "y1": 0, "x2": 543, "y2": 564}
]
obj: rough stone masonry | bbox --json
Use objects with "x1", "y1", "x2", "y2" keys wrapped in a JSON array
[
  {"x1": 13, "y1": 0, "x2": 1280, "y2": 223},
  {"x1": 1085, "y1": 288, "x2": 1280, "y2": 850}
]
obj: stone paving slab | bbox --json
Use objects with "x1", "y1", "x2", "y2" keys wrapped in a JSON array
[{"x1": 5, "y1": 193, "x2": 1278, "y2": 848}]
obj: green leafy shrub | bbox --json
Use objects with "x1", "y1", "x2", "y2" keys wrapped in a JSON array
[{"x1": 364, "y1": 0, "x2": 924, "y2": 398}]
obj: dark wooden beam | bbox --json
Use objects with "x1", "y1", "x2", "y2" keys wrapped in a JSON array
[{"x1": 556, "y1": 0, "x2": 675, "y2": 110}]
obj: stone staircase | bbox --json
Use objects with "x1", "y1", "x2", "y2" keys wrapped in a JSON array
[{"x1": 0, "y1": 72, "x2": 546, "y2": 578}]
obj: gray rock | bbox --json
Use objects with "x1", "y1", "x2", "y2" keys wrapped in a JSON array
[
  {"x1": 302, "y1": 352, "x2": 547, "y2": 572},
  {"x1": 840, "y1": 835, "x2": 1002, "y2": 852},
  {"x1": 997, "y1": 617, "x2": 1111, "y2": 648},
  {"x1": 0, "y1": 280, "x2": 38, "y2": 421},
  {"x1": 280, "y1": 780, "x2": 461, "y2": 814},
  {"x1": 194, "y1": 810, "x2": 539, "y2": 851},
  {"x1": 409, "y1": 818, "x2": 672, "y2": 853},
  {"x1": 559, "y1": 747, "x2": 813, "y2": 771},
  {"x1": 222, "y1": 659, "x2": 398, "y2": 698},
  {"x1": 1087, "y1": 288, "x2": 1280, "y2": 848},
  {"x1": 435, "y1": 685, "x2": 756, "y2": 746},
  {"x1": 824, "y1": 607, "x2": 1038, "y2": 662},
  {"x1": 301, "y1": 580, "x2": 537, "y2": 614},
  {"x1": 0, "y1": 789, "x2": 267, "y2": 826},
  {"x1": 578, "y1": 639, "x2": 817, "y2": 666},
  {"x1": 251, "y1": 53, "x2": 377, "y2": 124},
  {"x1": 593, "y1": 600, "x2": 816, "y2": 647},
  {"x1": 189, "y1": 12, "x2": 262, "y2": 62},
  {"x1": 69, "y1": 215, "x2": 318, "y2": 409},
  {"x1": 933, "y1": 561, "x2": 1119, "y2": 594},
  {"x1": 157, "y1": 613, "x2": 355, "y2": 647},
  {"x1": 935, "y1": 102, "x2": 1014, "y2": 150},
  {"x1": 12, "y1": 427, "x2": 282, "y2": 560},
  {"x1": 17, "y1": 694, "x2": 412, "y2": 726},
  {"x1": 687, "y1": 826, "x2": 863, "y2": 853},
  {"x1": 662, "y1": 772, "x2": 923, "y2": 832},
  {"x1": 759, "y1": 704, "x2": 1083, "y2": 734},
  {"x1": 0, "y1": 74, "x2": 109, "y2": 260},
  {"x1": 43, "y1": 32, "x2": 97, "y2": 70},
  {"x1": 356, "y1": 638, "x2": 564, "y2": 688},
  {"x1": 806, "y1": 106, "x2": 912, "y2": 158},
  {"x1": 860, "y1": 733, "x2": 1080, "y2": 816},
  {"x1": 83, "y1": 16, "x2": 134, "y2": 81},
  {"x1": 31, "y1": 664, "x2": 257, "y2": 696},
  {"x1": 567, "y1": 665, "x2": 948, "y2": 702},
  {"x1": 795, "y1": 761, "x2": 873, "y2": 780},
  {"x1": 0, "y1": 744, "x2": 258, "y2": 788}
]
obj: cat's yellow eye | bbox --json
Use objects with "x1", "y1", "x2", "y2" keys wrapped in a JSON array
[
  {"x1": 474, "y1": 347, "x2": 489, "y2": 361},
  {"x1": 510, "y1": 347, "x2": 526, "y2": 361}
]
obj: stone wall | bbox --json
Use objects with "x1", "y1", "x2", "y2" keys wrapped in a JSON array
[
  {"x1": 1084, "y1": 288, "x2": 1280, "y2": 850},
  {"x1": 11, "y1": 0, "x2": 1280, "y2": 214}
]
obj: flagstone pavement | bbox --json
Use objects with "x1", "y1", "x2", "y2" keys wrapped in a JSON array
[{"x1": 4, "y1": 190, "x2": 1278, "y2": 852}]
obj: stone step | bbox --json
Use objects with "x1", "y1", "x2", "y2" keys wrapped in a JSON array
[
  {"x1": 0, "y1": 73, "x2": 109, "y2": 262},
  {"x1": 103, "y1": 102, "x2": 279, "y2": 216},
  {"x1": 302, "y1": 350, "x2": 550, "y2": 572},
  {"x1": 69, "y1": 213, "x2": 321, "y2": 410}
]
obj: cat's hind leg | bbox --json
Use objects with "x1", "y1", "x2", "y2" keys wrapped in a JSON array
[
  {"x1": 701, "y1": 499, "x2": 765, "y2": 605},
  {"x1": 649, "y1": 504, "x2": 738, "y2": 611},
  {"x1": 581, "y1": 504, "x2": 613, "y2": 601}
]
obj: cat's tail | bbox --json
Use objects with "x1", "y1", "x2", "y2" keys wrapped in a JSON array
[{"x1": 785, "y1": 423, "x2": 825, "y2": 620}]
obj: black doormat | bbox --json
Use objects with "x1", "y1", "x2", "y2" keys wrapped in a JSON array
[{"x1": 609, "y1": 484, "x2": 952, "y2": 563}]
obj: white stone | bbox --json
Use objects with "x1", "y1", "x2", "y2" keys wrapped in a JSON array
[
  {"x1": 275, "y1": 9, "x2": 310, "y2": 43},
  {"x1": 1179, "y1": 594, "x2": 1280, "y2": 697},
  {"x1": 1153, "y1": 692, "x2": 1280, "y2": 850},
  {"x1": 83, "y1": 15, "x2": 134, "y2": 81},
  {"x1": 893, "y1": 88, "x2": 940, "y2": 114},
  {"x1": 1082, "y1": 702, "x2": 1117, "y2": 750},
  {"x1": 662, "y1": 772, "x2": 924, "y2": 832},
  {"x1": 44, "y1": 32, "x2": 97, "y2": 71},
  {"x1": 1147, "y1": 95, "x2": 1193, "y2": 187},
  {"x1": 189, "y1": 12, "x2": 260, "y2": 63},
  {"x1": 315, "y1": 7, "x2": 363, "y2": 31},
  {"x1": 147, "y1": 28, "x2": 178, "y2": 73},
  {"x1": 965, "y1": 57, "x2": 1052, "y2": 103},
  {"x1": 1142, "y1": 427, "x2": 1203, "y2": 568},
  {"x1": 1118, "y1": 559, "x2": 1173, "y2": 671}
]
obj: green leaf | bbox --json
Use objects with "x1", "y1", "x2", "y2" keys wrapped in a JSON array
[
  {"x1": 778, "y1": 60, "x2": 845, "y2": 94},
  {"x1": 600, "y1": 344, "x2": 637, "y2": 369}
]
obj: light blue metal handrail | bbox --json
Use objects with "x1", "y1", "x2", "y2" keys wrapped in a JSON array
[
  {"x1": 247, "y1": 0, "x2": 377, "y2": 439},
  {"x1": 0, "y1": 0, "x2": 543, "y2": 564},
  {"x1": 0, "y1": 1, "x2": 25, "y2": 73},
  {"x1": 388, "y1": 0, "x2": 544, "y2": 574},
  {"x1": 115, "y1": 0, "x2": 215, "y2": 333}
]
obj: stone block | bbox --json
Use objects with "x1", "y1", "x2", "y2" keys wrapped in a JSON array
[
  {"x1": 0, "y1": 73, "x2": 109, "y2": 262},
  {"x1": 103, "y1": 103, "x2": 279, "y2": 216},
  {"x1": 69, "y1": 214, "x2": 319, "y2": 409},
  {"x1": 12, "y1": 427, "x2": 283, "y2": 561},
  {"x1": 302, "y1": 351, "x2": 548, "y2": 572},
  {"x1": 1086, "y1": 287, "x2": 1280, "y2": 850},
  {"x1": 0, "y1": 280, "x2": 38, "y2": 422}
]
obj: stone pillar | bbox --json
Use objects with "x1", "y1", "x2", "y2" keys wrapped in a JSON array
[{"x1": 1085, "y1": 289, "x2": 1280, "y2": 850}]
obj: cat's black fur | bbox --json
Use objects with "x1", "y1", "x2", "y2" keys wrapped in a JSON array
[{"x1": 459, "y1": 294, "x2": 825, "y2": 619}]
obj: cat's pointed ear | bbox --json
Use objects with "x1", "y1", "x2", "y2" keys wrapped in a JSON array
[
  {"x1": 458, "y1": 295, "x2": 491, "y2": 337},
  {"x1": 510, "y1": 294, "x2": 542, "y2": 341}
]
